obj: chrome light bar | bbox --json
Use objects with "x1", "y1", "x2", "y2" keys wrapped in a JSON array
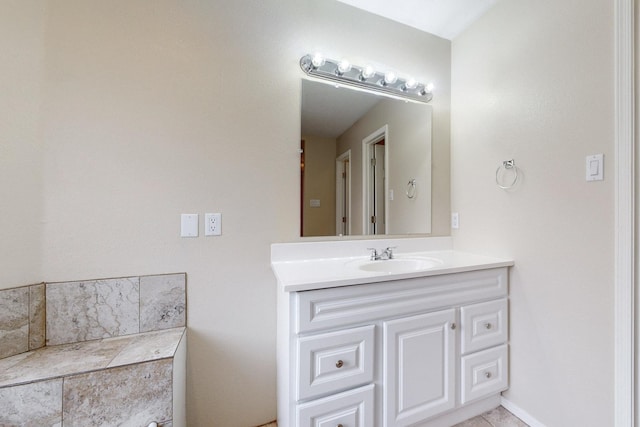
[{"x1": 299, "y1": 54, "x2": 433, "y2": 103}]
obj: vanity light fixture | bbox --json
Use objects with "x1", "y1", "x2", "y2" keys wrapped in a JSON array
[{"x1": 300, "y1": 54, "x2": 433, "y2": 103}]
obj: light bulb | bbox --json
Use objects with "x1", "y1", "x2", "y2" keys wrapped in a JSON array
[
  {"x1": 384, "y1": 71, "x2": 398, "y2": 85},
  {"x1": 426, "y1": 82, "x2": 435, "y2": 92},
  {"x1": 404, "y1": 78, "x2": 418, "y2": 90},
  {"x1": 337, "y1": 59, "x2": 351, "y2": 74},
  {"x1": 361, "y1": 65, "x2": 376, "y2": 79},
  {"x1": 311, "y1": 53, "x2": 325, "y2": 68}
]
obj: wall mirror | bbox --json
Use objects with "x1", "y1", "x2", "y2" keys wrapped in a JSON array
[{"x1": 301, "y1": 79, "x2": 433, "y2": 237}]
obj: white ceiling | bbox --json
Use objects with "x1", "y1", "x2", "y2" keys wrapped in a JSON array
[{"x1": 335, "y1": 0, "x2": 498, "y2": 40}]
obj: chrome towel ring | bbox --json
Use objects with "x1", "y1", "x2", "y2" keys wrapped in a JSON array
[
  {"x1": 406, "y1": 179, "x2": 417, "y2": 199},
  {"x1": 496, "y1": 159, "x2": 519, "y2": 190}
]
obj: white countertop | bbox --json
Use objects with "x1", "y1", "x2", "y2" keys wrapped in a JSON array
[{"x1": 271, "y1": 249, "x2": 514, "y2": 292}]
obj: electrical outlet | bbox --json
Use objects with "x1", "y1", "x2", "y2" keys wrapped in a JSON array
[
  {"x1": 205, "y1": 213, "x2": 221, "y2": 236},
  {"x1": 451, "y1": 212, "x2": 459, "y2": 229}
]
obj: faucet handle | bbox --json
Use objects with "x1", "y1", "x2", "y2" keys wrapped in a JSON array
[
  {"x1": 385, "y1": 246, "x2": 397, "y2": 259},
  {"x1": 366, "y1": 248, "x2": 379, "y2": 260}
]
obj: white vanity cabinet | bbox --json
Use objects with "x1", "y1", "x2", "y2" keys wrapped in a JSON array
[{"x1": 277, "y1": 265, "x2": 510, "y2": 427}]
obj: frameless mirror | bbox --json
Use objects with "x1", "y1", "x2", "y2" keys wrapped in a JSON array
[{"x1": 301, "y1": 79, "x2": 432, "y2": 237}]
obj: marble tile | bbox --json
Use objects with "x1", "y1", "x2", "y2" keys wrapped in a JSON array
[
  {"x1": 46, "y1": 277, "x2": 140, "y2": 345},
  {"x1": 482, "y1": 406, "x2": 529, "y2": 427},
  {"x1": 0, "y1": 287, "x2": 29, "y2": 359},
  {"x1": 29, "y1": 283, "x2": 46, "y2": 350},
  {"x1": 454, "y1": 415, "x2": 493, "y2": 427},
  {"x1": 63, "y1": 359, "x2": 173, "y2": 426},
  {"x1": 0, "y1": 350, "x2": 30, "y2": 373},
  {"x1": 0, "y1": 378, "x2": 63, "y2": 426},
  {"x1": 140, "y1": 273, "x2": 186, "y2": 332},
  {"x1": 109, "y1": 327, "x2": 185, "y2": 367},
  {"x1": 0, "y1": 338, "x2": 127, "y2": 387}
]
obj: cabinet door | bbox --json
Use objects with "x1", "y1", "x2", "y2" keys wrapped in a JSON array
[{"x1": 383, "y1": 309, "x2": 456, "y2": 427}]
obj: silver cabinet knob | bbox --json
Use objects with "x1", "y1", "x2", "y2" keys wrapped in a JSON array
[
  {"x1": 336, "y1": 360, "x2": 344, "y2": 368},
  {"x1": 484, "y1": 372, "x2": 492, "y2": 379},
  {"x1": 484, "y1": 323, "x2": 492, "y2": 330},
  {"x1": 450, "y1": 323, "x2": 456, "y2": 330}
]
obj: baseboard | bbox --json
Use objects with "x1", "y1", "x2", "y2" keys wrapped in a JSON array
[{"x1": 500, "y1": 397, "x2": 547, "y2": 427}]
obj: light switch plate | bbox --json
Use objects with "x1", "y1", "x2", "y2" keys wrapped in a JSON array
[
  {"x1": 586, "y1": 154, "x2": 604, "y2": 181},
  {"x1": 181, "y1": 214, "x2": 199, "y2": 237}
]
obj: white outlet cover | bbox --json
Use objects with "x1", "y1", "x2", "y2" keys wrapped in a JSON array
[{"x1": 205, "y1": 213, "x2": 222, "y2": 236}]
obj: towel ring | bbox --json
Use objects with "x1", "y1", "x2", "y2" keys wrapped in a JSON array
[
  {"x1": 406, "y1": 179, "x2": 417, "y2": 199},
  {"x1": 495, "y1": 159, "x2": 519, "y2": 190}
]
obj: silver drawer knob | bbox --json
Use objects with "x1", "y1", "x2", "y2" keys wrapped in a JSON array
[
  {"x1": 484, "y1": 372, "x2": 492, "y2": 379},
  {"x1": 484, "y1": 323, "x2": 492, "y2": 330},
  {"x1": 336, "y1": 360, "x2": 344, "y2": 368},
  {"x1": 450, "y1": 323, "x2": 456, "y2": 330}
]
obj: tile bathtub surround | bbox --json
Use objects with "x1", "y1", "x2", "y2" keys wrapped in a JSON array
[
  {"x1": 45, "y1": 273, "x2": 186, "y2": 346},
  {"x1": 0, "y1": 327, "x2": 186, "y2": 388},
  {"x1": 29, "y1": 283, "x2": 46, "y2": 350},
  {"x1": 0, "y1": 378, "x2": 63, "y2": 426},
  {"x1": 0, "y1": 327, "x2": 186, "y2": 426},
  {"x1": 0, "y1": 283, "x2": 46, "y2": 359},
  {"x1": 46, "y1": 277, "x2": 141, "y2": 346},
  {"x1": 140, "y1": 273, "x2": 187, "y2": 332},
  {"x1": 63, "y1": 359, "x2": 173, "y2": 426}
]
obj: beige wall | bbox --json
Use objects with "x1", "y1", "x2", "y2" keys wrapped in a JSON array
[
  {"x1": 302, "y1": 135, "x2": 337, "y2": 236},
  {"x1": 451, "y1": 0, "x2": 614, "y2": 425},
  {"x1": 1, "y1": 1, "x2": 451, "y2": 425},
  {"x1": 0, "y1": 1, "x2": 46, "y2": 287}
]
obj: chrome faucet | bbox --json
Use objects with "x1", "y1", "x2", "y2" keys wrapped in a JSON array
[{"x1": 367, "y1": 246, "x2": 396, "y2": 261}]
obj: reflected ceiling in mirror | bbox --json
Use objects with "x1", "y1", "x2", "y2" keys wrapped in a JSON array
[{"x1": 301, "y1": 79, "x2": 433, "y2": 238}]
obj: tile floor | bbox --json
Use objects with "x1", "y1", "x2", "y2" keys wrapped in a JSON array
[
  {"x1": 453, "y1": 406, "x2": 529, "y2": 427},
  {"x1": 257, "y1": 405, "x2": 528, "y2": 427}
]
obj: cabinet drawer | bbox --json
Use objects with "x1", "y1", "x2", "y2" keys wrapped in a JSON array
[
  {"x1": 296, "y1": 384, "x2": 375, "y2": 427},
  {"x1": 460, "y1": 344, "x2": 508, "y2": 404},
  {"x1": 460, "y1": 298, "x2": 508, "y2": 354},
  {"x1": 296, "y1": 268, "x2": 508, "y2": 333},
  {"x1": 297, "y1": 325, "x2": 375, "y2": 401}
]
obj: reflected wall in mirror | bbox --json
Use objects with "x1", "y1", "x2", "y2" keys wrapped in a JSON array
[{"x1": 301, "y1": 79, "x2": 432, "y2": 237}]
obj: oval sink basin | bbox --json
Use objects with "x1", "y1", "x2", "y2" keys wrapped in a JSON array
[{"x1": 357, "y1": 257, "x2": 442, "y2": 274}]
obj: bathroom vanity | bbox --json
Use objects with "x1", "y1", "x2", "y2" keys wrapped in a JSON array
[{"x1": 272, "y1": 238, "x2": 513, "y2": 427}]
